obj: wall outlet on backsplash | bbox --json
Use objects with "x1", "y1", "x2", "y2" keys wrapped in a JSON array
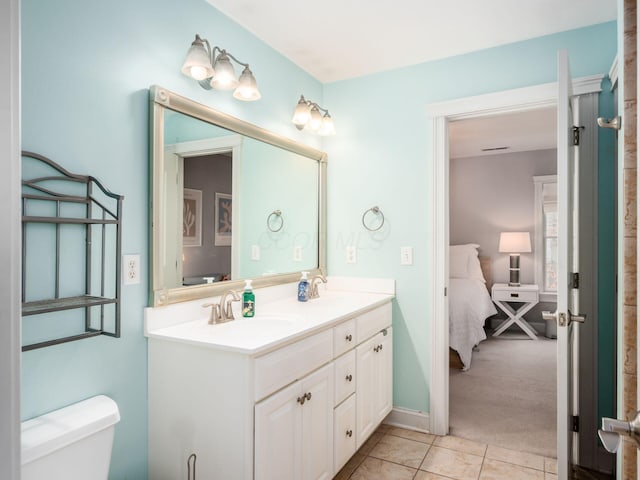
[
  {"x1": 346, "y1": 246, "x2": 357, "y2": 264},
  {"x1": 293, "y1": 246, "x2": 302, "y2": 262}
]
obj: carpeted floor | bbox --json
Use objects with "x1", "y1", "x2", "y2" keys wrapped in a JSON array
[{"x1": 449, "y1": 330, "x2": 557, "y2": 458}]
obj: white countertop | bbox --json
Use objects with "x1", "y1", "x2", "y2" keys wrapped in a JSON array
[{"x1": 145, "y1": 278, "x2": 394, "y2": 356}]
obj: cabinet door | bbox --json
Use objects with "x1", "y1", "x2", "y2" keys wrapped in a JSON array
[
  {"x1": 356, "y1": 334, "x2": 378, "y2": 448},
  {"x1": 301, "y1": 363, "x2": 334, "y2": 480},
  {"x1": 374, "y1": 328, "x2": 393, "y2": 423},
  {"x1": 334, "y1": 394, "x2": 357, "y2": 473},
  {"x1": 255, "y1": 381, "x2": 303, "y2": 480}
]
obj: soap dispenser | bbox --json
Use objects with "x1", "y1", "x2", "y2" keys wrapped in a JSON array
[
  {"x1": 242, "y1": 280, "x2": 255, "y2": 317},
  {"x1": 297, "y1": 271, "x2": 309, "y2": 302}
]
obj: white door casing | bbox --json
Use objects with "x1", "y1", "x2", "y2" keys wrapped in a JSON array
[{"x1": 427, "y1": 69, "x2": 602, "y2": 475}]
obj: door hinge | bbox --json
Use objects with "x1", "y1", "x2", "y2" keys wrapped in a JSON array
[
  {"x1": 572, "y1": 272, "x2": 579, "y2": 289},
  {"x1": 444, "y1": 287, "x2": 447, "y2": 297},
  {"x1": 572, "y1": 126, "x2": 584, "y2": 146},
  {"x1": 572, "y1": 415, "x2": 580, "y2": 432}
]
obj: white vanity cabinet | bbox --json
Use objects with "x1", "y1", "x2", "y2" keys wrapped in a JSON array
[
  {"x1": 255, "y1": 363, "x2": 334, "y2": 480},
  {"x1": 147, "y1": 298, "x2": 392, "y2": 480}
]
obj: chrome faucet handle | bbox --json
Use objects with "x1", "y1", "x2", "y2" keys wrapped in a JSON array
[
  {"x1": 202, "y1": 302, "x2": 222, "y2": 325},
  {"x1": 220, "y1": 290, "x2": 241, "y2": 321},
  {"x1": 309, "y1": 274, "x2": 327, "y2": 299}
]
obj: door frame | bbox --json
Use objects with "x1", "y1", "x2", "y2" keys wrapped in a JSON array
[{"x1": 427, "y1": 74, "x2": 604, "y2": 437}]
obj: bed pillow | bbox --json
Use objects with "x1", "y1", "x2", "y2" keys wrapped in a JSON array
[
  {"x1": 467, "y1": 248, "x2": 486, "y2": 283},
  {"x1": 450, "y1": 244, "x2": 477, "y2": 278}
]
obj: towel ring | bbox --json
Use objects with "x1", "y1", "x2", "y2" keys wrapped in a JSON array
[
  {"x1": 362, "y1": 206, "x2": 384, "y2": 231},
  {"x1": 267, "y1": 209, "x2": 284, "y2": 232}
]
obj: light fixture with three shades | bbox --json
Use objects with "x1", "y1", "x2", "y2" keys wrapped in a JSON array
[
  {"x1": 292, "y1": 95, "x2": 336, "y2": 136},
  {"x1": 181, "y1": 34, "x2": 261, "y2": 101}
]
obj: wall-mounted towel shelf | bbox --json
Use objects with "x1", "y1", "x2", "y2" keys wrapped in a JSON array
[{"x1": 21, "y1": 151, "x2": 124, "y2": 351}]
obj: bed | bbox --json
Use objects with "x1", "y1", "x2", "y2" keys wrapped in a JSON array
[{"x1": 449, "y1": 245, "x2": 497, "y2": 370}]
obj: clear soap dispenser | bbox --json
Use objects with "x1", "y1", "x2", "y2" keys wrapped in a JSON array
[{"x1": 297, "y1": 271, "x2": 309, "y2": 302}]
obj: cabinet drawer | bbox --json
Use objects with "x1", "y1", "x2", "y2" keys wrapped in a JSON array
[
  {"x1": 333, "y1": 319, "x2": 356, "y2": 357},
  {"x1": 334, "y1": 394, "x2": 356, "y2": 473},
  {"x1": 493, "y1": 289, "x2": 537, "y2": 302},
  {"x1": 254, "y1": 330, "x2": 333, "y2": 401},
  {"x1": 356, "y1": 302, "x2": 392, "y2": 344},
  {"x1": 334, "y1": 350, "x2": 356, "y2": 406}
]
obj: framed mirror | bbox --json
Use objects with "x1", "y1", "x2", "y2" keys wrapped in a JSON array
[{"x1": 150, "y1": 86, "x2": 327, "y2": 306}]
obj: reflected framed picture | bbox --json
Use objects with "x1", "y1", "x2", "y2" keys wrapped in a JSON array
[
  {"x1": 215, "y1": 192, "x2": 232, "y2": 246},
  {"x1": 183, "y1": 188, "x2": 202, "y2": 247}
]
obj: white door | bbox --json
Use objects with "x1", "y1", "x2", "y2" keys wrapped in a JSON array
[
  {"x1": 555, "y1": 49, "x2": 583, "y2": 480},
  {"x1": 254, "y1": 381, "x2": 303, "y2": 480},
  {"x1": 301, "y1": 364, "x2": 334, "y2": 480}
]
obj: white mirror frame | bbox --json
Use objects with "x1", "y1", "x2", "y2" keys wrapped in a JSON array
[{"x1": 150, "y1": 85, "x2": 327, "y2": 306}]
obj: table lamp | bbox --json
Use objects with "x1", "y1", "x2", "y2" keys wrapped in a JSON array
[{"x1": 498, "y1": 232, "x2": 531, "y2": 287}]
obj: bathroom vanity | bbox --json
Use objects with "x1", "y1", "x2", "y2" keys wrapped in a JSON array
[{"x1": 146, "y1": 280, "x2": 393, "y2": 480}]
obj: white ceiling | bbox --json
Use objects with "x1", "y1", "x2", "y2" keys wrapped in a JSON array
[
  {"x1": 449, "y1": 107, "x2": 557, "y2": 159},
  {"x1": 206, "y1": 0, "x2": 616, "y2": 83}
]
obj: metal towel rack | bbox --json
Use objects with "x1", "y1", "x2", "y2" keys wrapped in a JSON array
[{"x1": 362, "y1": 206, "x2": 385, "y2": 231}]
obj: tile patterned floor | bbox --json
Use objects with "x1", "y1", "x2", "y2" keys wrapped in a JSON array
[{"x1": 334, "y1": 424, "x2": 558, "y2": 480}]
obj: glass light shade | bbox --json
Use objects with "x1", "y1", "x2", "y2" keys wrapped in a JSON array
[
  {"x1": 181, "y1": 38, "x2": 214, "y2": 80},
  {"x1": 232, "y1": 67, "x2": 261, "y2": 101},
  {"x1": 498, "y1": 232, "x2": 532, "y2": 253},
  {"x1": 210, "y1": 54, "x2": 238, "y2": 90},
  {"x1": 307, "y1": 106, "x2": 323, "y2": 131},
  {"x1": 318, "y1": 113, "x2": 336, "y2": 136},
  {"x1": 292, "y1": 99, "x2": 311, "y2": 129}
]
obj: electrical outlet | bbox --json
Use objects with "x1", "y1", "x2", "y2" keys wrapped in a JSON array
[
  {"x1": 400, "y1": 246, "x2": 413, "y2": 265},
  {"x1": 123, "y1": 254, "x2": 140, "y2": 285},
  {"x1": 251, "y1": 245, "x2": 261, "y2": 261},
  {"x1": 293, "y1": 246, "x2": 302, "y2": 262},
  {"x1": 346, "y1": 246, "x2": 357, "y2": 264}
]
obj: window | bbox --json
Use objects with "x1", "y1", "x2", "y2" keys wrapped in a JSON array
[{"x1": 534, "y1": 175, "x2": 557, "y2": 299}]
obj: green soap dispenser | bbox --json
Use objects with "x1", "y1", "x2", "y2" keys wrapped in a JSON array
[{"x1": 242, "y1": 279, "x2": 255, "y2": 317}]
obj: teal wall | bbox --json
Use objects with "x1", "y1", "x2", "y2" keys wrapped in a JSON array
[
  {"x1": 323, "y1": 21, "x2": 617, "y2": 412},
  {"x1": 20, "y1": 0, "x2": 321, "y2": 478},
  {"x1": 21, "y1": 0, "x2": 617, "y2": 477}
]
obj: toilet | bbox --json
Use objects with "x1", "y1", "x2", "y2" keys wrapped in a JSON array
[{"x1": 21, "y1": 395, "x2": 120, "y2": 480}]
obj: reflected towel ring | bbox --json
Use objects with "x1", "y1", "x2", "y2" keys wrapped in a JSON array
[
  {"x1": 362, "y1": 206, "x2": 384, "y2": 231},
  {"x1": 267, "y1": 209, "x2": 284, "y2": 232}
]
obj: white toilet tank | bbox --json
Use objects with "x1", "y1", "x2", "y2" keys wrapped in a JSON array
[{"x1": 21, "y1": 395, "x2": 120, "y2": 480}]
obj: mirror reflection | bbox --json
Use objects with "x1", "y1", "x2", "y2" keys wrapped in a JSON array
[{"x1": 151, "y1": 86, "x2": 325, "y2": 306}]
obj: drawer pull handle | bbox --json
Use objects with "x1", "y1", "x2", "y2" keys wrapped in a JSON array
[
  {"x1": 374, "y1": 346, "x2": 379, "y2": 352},
  {"x1": 305, "y1": 392, "x2": 312, "y2": 401},
  {"x1": 379, "y1": 344, "x2": 383, "y2": 351},
  {"x1": 510, "y1": 293, "x2": 519, "y2": 298},
  {"x1": 297, "y1": 396, "x2": 306, "y2": 405},
  {"x1": 345, "y1": 334, "x2": 352, "y2": 342},
  {"x1": 346, "y1": 429, "x2": 353, "y2": 437},
  {"x1": 346, "y1": 374, "x2": 353, "y2": 382}
]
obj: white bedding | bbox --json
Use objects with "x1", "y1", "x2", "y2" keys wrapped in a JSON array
[{"x1": 449, "y1": 278, "x2": 497, "y2": 370}]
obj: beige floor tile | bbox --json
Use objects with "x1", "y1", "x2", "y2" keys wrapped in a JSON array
[
  {"x1": 333, "y1": 452, "x2": 366, "y2": 480},
  {"x1": 486, "y1": 444, "x2": 545, "y2": 470},
  {"x1": 377, "y1": 423, "x2": 391, "y2": 433},
  {"x1": 433, "y1": 435, "x2": 487, "y2": 456},
  {"x1": 479, "y1": 459, "x2": 545, "y2": 480},
  {"x1": 414, "y1": 471, "x2": 454, "y2": 480},
  {"x1": 544, "y1": 458, "x2": 557, "y2": 474},
  {"x1": 387, "y1": 427, "x2": 436, "y2": 444},
  {"x1": 369, "y1": 434, "x2": 430, "y2": 468},
  {"x1": 544, "y1": 474, "x2": 558, "y2": 480},
  {"x1": 359, "y1": 431, "x2": 383, "y2": 455},
  {"x1": 420, "y1": 446, "x2": 483, "y2": 480},
  {"x1": 350, "y1": 457, "x2": 416, "y2": 480}
]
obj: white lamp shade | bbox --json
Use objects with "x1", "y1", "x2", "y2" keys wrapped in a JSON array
[
  {"x1": 307, "y1": 106, "x2": 323, "y2": 131},
  {"x1": 233, "y1": 67, "x2": 261, "y2": 101},
  {"x1": 318, "y1": 114, "x2": 336, "y2": 136},
  {"x1": 181, "y1": 41, "x2": 214, "y2": 80},
  {"x1": 292, "y1": 100, "x2": 311, "y2": 128},
  {"x1": 210, "y1": 54, "x2": 238, "y2": 90},
  {"x1": 498, "y1": 232, "x2": 531, "y2": 253}
]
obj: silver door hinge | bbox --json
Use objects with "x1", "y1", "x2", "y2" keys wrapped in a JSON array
[
  {"x1": 572, "y1": 415, "x2": 580, "y2": 432},
  {"x1": 572, "y1": 272, "x2": 579, "y2": 289},
  {"x1": 572, "y1": 126, "x2": 584, "y2": 146},
  {"x1": 444, "y1": 287, "x2": 447, "y2": 297}
]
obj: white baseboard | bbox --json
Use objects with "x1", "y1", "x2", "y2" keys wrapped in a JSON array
[{"x1": 383, "y1": 407, "x2": 431, "y2": 433}]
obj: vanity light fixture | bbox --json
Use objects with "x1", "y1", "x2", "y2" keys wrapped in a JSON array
[
  {"x1": 181, "y1": 34, "x2": 261, "y2": 101},
  {"x1": 292, "y1": 95, "x2": 336, "y2": 135}
]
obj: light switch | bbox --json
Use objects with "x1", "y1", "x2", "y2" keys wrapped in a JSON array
[
  {"x1": 251, "y1": 245, "x2": 260, "y2": 261},
  {"x1": 400, "y1": 246, "x2": 413, "y2": 265},
  {"x1": 293, "y1": 246, "x2": 302, "y2": 262}
]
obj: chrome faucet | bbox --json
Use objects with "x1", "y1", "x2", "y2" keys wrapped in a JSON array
[
  {"x1": 308, "y1": 274, "x2": 327, "y2": 299},
  {"x1": 220, "y1": 289, "x2": 241, "y2": 322}
]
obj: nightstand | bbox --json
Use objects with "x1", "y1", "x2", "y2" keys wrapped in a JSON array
[{"x1": 491, "y1": 283, "x2": 540, "y2": 340}]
